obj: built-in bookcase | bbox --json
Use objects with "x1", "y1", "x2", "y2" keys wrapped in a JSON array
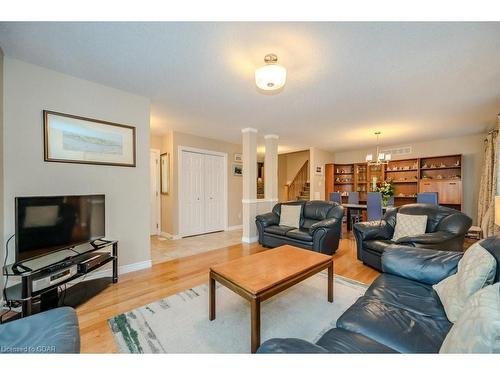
[{"x1": 325, "y1": 154, "x2": 463, "y2": 209}]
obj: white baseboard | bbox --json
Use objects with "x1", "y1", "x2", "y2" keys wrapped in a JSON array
[
  {"x1": 83, "y1": 259, "x2": 152, "y2": 280},
  {"x1": 241, "y1": 235, "x2": 259, "y2": 243},
  {"x1": 160, "y1": 231, "x2": 182, "y2": 240},
  {"x1": 226, "y1": 225, "x2": 242, "y2": 231}
]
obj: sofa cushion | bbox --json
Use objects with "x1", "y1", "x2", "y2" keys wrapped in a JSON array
[
  {"x1": 336, "y1": 296, "x2": 452, "y2": 353},
  {"x1": 392, "y1": 213, "x2": 428, "y2": 241},
  {"x1": 0, "y1": 307, "x2": 80, "y2": 353},
  {"x1": 286, "y1": 228, "x2": 313, "y2": 242},
  {"x1": 365, "y1": 274, "x2": 448, "y2": 319},
  {"x1": 364, "y1": 239, "x2": 395, "y2": 254},
  {"x1": 439, "y1": 283, "x2": 500, "y2": 353},
  {"x1": 315, "y1": 328, "x2": 398, "y2": 353},
  {"x1": 264, "y1": 225, "x2": 294, "y2": 236},
  {"x1": 433, "y1": 241, "x2": 496, "y2": 322},
  {"x1": 279, "y1": 204, "x2": 302, "y2": 228}
]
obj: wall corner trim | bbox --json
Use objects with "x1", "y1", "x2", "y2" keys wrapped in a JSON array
[
  {"x1": 241, "y1": 235, "x2": 259, "y2": 243},
  {"x1": 264, "y1": 134, "x2": 279, "y2": 140},
  {"x1": 241, "y1": 128, "x2": 258, "y2": 134}
]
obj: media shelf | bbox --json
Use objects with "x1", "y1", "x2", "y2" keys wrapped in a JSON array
[{"x1": 2, "y1": 240, "x2": 118, "y2": 318}]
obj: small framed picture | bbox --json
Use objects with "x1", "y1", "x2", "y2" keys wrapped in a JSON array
[
  {"x1": 232, "y1": 164, "x2": 243, "y2": 176},
  {"x1": 234, "y1": 153, "x2": 242, "y2": 163},
  {"x1": 315, "y1": 165, "x2": 324, "y2": 176}
]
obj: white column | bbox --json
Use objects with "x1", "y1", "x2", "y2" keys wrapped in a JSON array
[
  {"x1": 264, "y1": 134, "x2": 279, "y2": 202},
  {"x1": 242, "y1": 128, "x2": 258, "y2": 243}
]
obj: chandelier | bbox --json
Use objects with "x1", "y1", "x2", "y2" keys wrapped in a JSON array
[{"x1": 365, "y1": 131, "x2": 391, "y2": 165}]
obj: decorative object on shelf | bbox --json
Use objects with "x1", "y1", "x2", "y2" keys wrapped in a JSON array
[
  {"x1": 160, "y1": 153, "x2": 170, "y2": 194},
  {"x1": 375, "y1": 179, "x2": 395, "y2": 206},
  {"x1": 255, "y1": 54, "x2": 287, "y2": 92},
  {"x1": 43, "y1": 110, "x2": 136, "y2": 167},
  {"x1": 234, "y1": 153, "x2": 242, "y2": 163},
  {"x1": 232, "y1": 164, "x2": 243, "y2": 176},
  {"x1": 366, "y1": 131, "x2": 391, "y2": 165}
]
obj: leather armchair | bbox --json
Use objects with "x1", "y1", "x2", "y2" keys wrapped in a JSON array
[
  {"x1": 255, "y1": 200, "x2": 344, "y2": 255},
  {"x1": 353, "y1": 203, "x2": 472, "y2": 271}
]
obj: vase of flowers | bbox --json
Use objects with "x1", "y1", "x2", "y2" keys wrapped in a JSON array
[{"x1": 376, "y1": 179, "x2": 395, "y2": 206}]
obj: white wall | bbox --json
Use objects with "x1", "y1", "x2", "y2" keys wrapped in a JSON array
[
  {"x1": 3, "y1": 58, "x2": 151, "y2": 269},
  {"x1": 333, "y1": 133, "x2": 485, "y2": 223},
  {"x1": 309, "y1": 147, "x2": 335, "y2": 200}
]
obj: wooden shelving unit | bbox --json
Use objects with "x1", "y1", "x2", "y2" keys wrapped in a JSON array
[
  {"x1": 325, "y1": 154, "x2": 463, "y2": 210},
  {"x1": 333, "y1": 164, "x2": 354, "y2": 203},
  {"x1": 386, "y1": 158, "x2": 419, "y2": 205}
]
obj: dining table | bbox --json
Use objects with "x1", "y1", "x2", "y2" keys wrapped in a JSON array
[{"x1": 342, "y1": 203, "x2": 392, "y2": 230}]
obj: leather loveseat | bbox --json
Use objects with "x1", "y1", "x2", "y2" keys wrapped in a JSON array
[
  {"x1": 255, "y1": 200, "x2": 344, "y2": 255},
  {"x1": 353, "y1": 203, "x2": 472, "y2": 271},
  {"x1": 257, "y1": 236, "x2": 500, "y2": 353}
]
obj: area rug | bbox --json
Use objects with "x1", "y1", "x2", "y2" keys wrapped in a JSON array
[{"x1": 108, "y1": 274, "x2": 367, "y2": 353}]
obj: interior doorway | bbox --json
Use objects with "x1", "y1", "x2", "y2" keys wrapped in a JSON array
[{"x1": 150, "y1": 149, "x2": 161, "y2": 235}]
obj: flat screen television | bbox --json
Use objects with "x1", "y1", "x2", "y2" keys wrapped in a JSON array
[{"x1": 15, "y1": 194, "x2": 105, "y2": 262}]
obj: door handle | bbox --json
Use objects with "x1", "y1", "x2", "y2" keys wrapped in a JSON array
[{"x1": 449, "y1": 183, "x2": 457, "y2": 185}]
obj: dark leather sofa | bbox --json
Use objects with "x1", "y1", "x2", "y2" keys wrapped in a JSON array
[
  {"x1": 354, "y1": 203, "x2": 472, "y2": 271},
  {"x1": 257, "y1": 236, "x2": 500, "y2": 353},
  {"x1": 255, "y1": 200, "x2": 344, "y2": 255}
]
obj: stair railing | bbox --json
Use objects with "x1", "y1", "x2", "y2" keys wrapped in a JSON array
[{"x1": 285, "y1": 160, "x2": 309, "y2": 201}]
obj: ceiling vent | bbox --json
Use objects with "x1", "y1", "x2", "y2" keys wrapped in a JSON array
[{"x1": 379, "y1": 145, "x2": 412, "y2": 157}]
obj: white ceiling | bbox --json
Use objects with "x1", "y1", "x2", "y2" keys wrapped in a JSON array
[{"x1": 1, "y1": 22, "x2": 499, "y2": 153}]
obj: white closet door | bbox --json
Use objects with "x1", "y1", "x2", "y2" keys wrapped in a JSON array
[
  {"x1": 204, "y1": 154, "x2": 225, "y2": 233},
  {"x1": 181, "y1": 151, "x2": 205, "y2": 236}
]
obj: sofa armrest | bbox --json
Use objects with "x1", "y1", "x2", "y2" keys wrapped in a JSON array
[
  {"x1": 309, "y1": 217, "x2": 339, "y2": 235},
  {"x1": 257, "y1": 338, "x2": 329, "y2": 353},
  {"x1": 255, "y1": 212, "x2": 279, "y2": 228},
  {"x1": 353, "y1": 221, "x2": 392, "y2": 241},
  {"x1": 395, "y1": 231, "x2": 456, "y2": 245},
  {"x1": 381, "y1": 245, "x2": 463, "y2": 285}
]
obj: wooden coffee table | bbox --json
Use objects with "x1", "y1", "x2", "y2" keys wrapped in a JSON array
[{"x1": 209, "y1": 245, "x2": 334, "y2": 353}]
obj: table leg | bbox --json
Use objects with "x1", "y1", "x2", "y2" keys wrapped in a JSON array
[
  {"x1": 209, "y1": 272, "x2": 216, "y2": 321},
  {"x1": 346, "y1": 207, "x2": 352, "y2": 231},
  {"x1": 250, "y1": 298, "x2": 261, "y2": 353},
  {"x1": 328, "y1": 261, "x2": 334, "y2": 303}
]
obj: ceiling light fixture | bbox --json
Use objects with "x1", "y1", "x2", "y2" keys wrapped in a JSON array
[
  {"x1": 366, "y1": 131, "x2": 391, "y2": 165},
  {"x1": 255, "y1": 54, "x2": 287, "y2": 92}
]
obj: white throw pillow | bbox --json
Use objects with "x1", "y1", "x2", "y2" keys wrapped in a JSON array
[
  {"x1": 391, "y1": 213, "x2": 428, "y2": 241},
  {"x1": 279, "y1": 204, "x2": 302, "y2": 228},
  {"x1": 440, "y1": 283, "x2": 500, "y2": 353},
  {"x1": 433, "y1": 242, "x2": 496, "y2": 323}
]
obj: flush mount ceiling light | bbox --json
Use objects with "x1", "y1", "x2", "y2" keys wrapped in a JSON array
[
  {"x1": 255, "y1": 54, "x2": 287, "y2": 92},
  {"x1": 366, "y1": 131, "x2": 391, "y2": 165}
]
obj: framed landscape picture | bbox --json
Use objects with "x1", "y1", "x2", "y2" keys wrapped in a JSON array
[{"x1": 43, "y1": 110, "x2": 136, "y2": 167}]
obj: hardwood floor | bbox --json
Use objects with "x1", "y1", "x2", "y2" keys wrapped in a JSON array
[{"x1": 76, "y1": 233, "x2": 379, "y2": 353}]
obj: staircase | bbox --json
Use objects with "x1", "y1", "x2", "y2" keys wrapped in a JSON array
[
  {"x1": 298, "y1": 181, "x2": 310, "y2": 200},
  {"x1": 285, "y1": 160, "x2": 310, "y2": 201}
]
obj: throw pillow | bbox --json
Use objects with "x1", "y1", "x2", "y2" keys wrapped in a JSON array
[
  {"x1": 433, "y1": 242, "x2": 496, "y2": 323},
  {"x1": 391, "y1": 213, "x2": 428, "y2": 241},
  {"x1": 279, "y1": 204, "x2": 302, "y2": 228},
  {"x1": 440, "y1": 283, "x2": 500, "y2": 353}
]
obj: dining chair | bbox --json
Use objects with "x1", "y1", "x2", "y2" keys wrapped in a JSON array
[
  {"x1": 387, "y1": 196, "x2": 395, "y2": 206},
  {"x1": 367, "y1": 192, "x2": 383, "y2": 221},
  {"x1": 417, "y1": 192, "x2": 439, "y2": 205},
  {"x1": 329, "y1": 192, "x2": 342, "y2": 204},
  {"x1": 348, "y1": 192, "x2": 362, "y2": 227}
]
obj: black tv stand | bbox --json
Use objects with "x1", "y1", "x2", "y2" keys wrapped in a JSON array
[{"x1": 2, "y1": 240, "x2": 118, "y2": 318}]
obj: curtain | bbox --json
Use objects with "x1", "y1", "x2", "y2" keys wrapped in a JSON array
[{"x1": 477, "y1": 116, "x2": 500, "y2": 237}]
